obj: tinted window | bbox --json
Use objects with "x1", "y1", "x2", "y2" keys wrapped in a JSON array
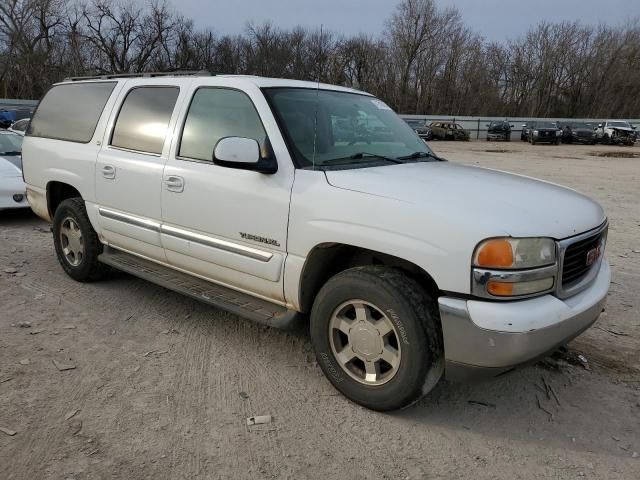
[
  {"x1": 27, "y1": 82, "x2": 116, "y2": 143},
  {"x1": 111, "y1": 87, "x2": 179, "y2": 154},
  {"x1": 179, "y1": 88, "x2": 267, "y2": 161}
]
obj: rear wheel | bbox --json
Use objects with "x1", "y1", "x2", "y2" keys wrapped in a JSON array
[
  {"x1": 310, "y1": 266, "x2": 444, "y2": 411},
  {"x1": 52, "y1": 198, "x2": 109, "y2": 282}
]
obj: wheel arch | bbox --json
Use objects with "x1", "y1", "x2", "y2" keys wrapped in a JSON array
[
  {"x1": 47, "y1": 181, "x2": 82, "y2": 218},
  {"x1": 298, "y1": 242, "x2": 440, "y2": 314}
]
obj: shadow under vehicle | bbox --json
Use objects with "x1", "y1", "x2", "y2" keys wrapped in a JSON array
[
  {"x1": 561, "y1": 122, "x2": 596, "y2": 145},
  {"x1": 486, "y1": 121, "x2": 513, "y2": 141}
]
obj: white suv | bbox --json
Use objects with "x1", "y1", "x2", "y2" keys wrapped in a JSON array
[{"x1": 23, "y1": 72, "x2": 610, "y2": 411}]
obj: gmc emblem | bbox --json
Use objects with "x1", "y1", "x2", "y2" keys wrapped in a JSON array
[{"x1": 586, "y1": 246, "x2": 601, "y2": 266}]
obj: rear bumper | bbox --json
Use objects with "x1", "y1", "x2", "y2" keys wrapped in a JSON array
[{"x1": 439, "y1": 259, "x2": 610, "y2": 381}]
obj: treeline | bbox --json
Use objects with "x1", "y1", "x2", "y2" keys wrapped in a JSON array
[{"x1": 1, "y1": 0, "x2": 640, "y2": 118}]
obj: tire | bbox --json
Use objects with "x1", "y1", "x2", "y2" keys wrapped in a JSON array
[
  {"x1": 310, "y1": 266, "x2": 444, "y2": 411},
  {"x1": 52, "y1": 197, "x2": 109, "y2": 282}
]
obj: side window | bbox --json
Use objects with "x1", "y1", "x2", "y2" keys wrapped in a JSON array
[
  {"x1": 179, "y1": 88, "x2": 267, "y2": 162},
  {"x1": 111, "y1": 86, "x2": 179, "y2": 155},
  {"x1": 28, "y1": 82, "x2": 116, "y2": 143}
]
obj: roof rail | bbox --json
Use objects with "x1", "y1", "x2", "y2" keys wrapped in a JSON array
[{"x1": 63, "y1": 71, "x2": 213, "y2": 82}]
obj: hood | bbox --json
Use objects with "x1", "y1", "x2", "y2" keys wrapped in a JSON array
[
  {"x1": 570, "y1": 128, "x2": 594, "y2": 133},
  {"x1": 0, "y1": 156, "x2": 21, "y2": 177},
  {"x1": 609, "y1": 126, "x2": 634, "y2": 132},
  {"x1": 324, "y1": 162, "x2": 605, "y2": 239}
]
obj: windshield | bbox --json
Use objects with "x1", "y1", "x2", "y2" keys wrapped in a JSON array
[
  {"x1": 490, "y1": 121, "x2": 509, "y2": 127},
  {"x1": 608, "y1": 121, "x2": 631, "y2": 128},
  {"x1": 566, "y1": 122, "x2": 593, "y2": 129},
  {"x1": 0, "y1": 133, "x2": 23, "y2": 154},
  {"x1": 406, "y1": 120, "x2": 424, "y2": 128},
  {"x1": 536, "y1": 122, "x2": 558, "y2": 129},
  {"x1": 264, "y1": 88, "x2": 433, "y2": 168}
]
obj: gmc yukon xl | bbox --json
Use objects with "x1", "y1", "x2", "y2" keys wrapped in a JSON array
[{"x1": 23, "y1": 72, "x2": 610, "y2": 411}]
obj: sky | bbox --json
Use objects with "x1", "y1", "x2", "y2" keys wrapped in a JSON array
[{"x1": 176, "y1": 0, "x2": 640, "y2": 42}]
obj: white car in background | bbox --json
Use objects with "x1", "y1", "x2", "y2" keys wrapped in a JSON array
[{"x1": 0, "y1": 130, "x2": 28, "y2": 210}]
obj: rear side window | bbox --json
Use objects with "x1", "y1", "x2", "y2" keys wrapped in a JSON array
[
  {"x1": 27, "y1": 82, "x2": 116, "y2": 143},
  {"x1": 179, "y1": 88, "x2": 266, "y2": 162},
  {"x1": 111, "y1": 87, "x2": 179, "y2": 155}
]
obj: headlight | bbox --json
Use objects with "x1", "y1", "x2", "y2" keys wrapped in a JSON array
[
  {"x1": 472, "y1": 237, "x2": 557, "y2": 299},
  {"x1": 474, "y1": 238, "x2": 556, "y2": 269},
  {"x1": 533, "y1": 130, "x2": 539, "y2": 135},
  {"x1": 556, "y1": 130, "x2": 562, "y2": 136}
]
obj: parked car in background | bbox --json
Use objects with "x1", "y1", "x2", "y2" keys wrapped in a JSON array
[
  {"x1": 8, "y1": 118, "x2": 30, "y2": 136},
  {"x1": 486, "y1": 121, "x2": 513, "y2": 141},
  {"x1": 528, "y1": 121, "x2": 561, "y2": 145},
  {"x1": 520, "y1": 123, "x2": 532, "y2": 141},
  {"x1": 0, "y1": 130, "x2": 27, "y2": 210},
  {"x1": 405, "y1": 119, "x2": 433, "y2": 141},
  {"x1": 561, "y1": 122, "x2": 596, "y2": 144},
  {"x1": 430, "y1": 121, "x2": 470, "y2": 141},
  {"x1": 594, "y1": 120, "x2": 636, "y2": 145}
]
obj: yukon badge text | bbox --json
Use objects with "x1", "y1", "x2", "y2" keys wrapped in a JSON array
[{"x1": 240, "y1": 232, "x2": 281, "y2": 247}]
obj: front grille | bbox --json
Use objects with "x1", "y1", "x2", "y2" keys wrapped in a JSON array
[{"x1": 561, "y1": 230, "x2": 605, "y2": 286}]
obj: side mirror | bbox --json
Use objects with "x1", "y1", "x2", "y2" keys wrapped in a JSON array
[
  {"x1": 510, "y1": 124, "x2": 514, "y2": 128},
  {"x1": 213, "y1": 137, "x2": 277, "y2": 174}
]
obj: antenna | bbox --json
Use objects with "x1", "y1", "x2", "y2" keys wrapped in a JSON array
[{"x1": 311, "y1": 24, "x2": 322, "y2": 171}]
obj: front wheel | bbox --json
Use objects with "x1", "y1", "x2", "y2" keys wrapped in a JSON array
[
  {"x1": 52, "y1": 198, "x2": 109, "y2": 282},
  {"x1": 310, "y1": 266, "x2": 444, "y2": 411}
]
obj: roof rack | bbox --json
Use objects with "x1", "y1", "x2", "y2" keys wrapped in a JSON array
[{"x1": 63, "y1": 71, "x2": 213, "y2": 82}]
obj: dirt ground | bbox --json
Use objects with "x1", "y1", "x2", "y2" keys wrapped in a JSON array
[{"x1": 1, "y1": 140, "x2": 639, "y2": 480}]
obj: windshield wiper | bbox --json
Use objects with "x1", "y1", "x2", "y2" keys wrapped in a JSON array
[
  {"x1": 397, "y1": 151, "x2": 444, "y2": 162},
  {"x1": 0, "y1": 150, "x2": 21, "y2": 156},
  {"x1": 320, "y1": 152, "x2": 403, "y2": 166}
]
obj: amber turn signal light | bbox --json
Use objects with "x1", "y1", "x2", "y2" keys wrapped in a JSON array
[{"x1": 475, "y1": 239, "x2": 514, "y2": 268}]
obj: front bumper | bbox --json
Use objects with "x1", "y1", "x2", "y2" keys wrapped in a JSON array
[
  {"x1": 440, "y1": 259, "x2": 610, "y2": 381},
  {"x1": 487, "y1": 131, "x2": 509, "y2": 140}
]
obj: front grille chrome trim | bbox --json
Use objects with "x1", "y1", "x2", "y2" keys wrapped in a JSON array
[{"x1": 556, "y1": 221, "x2": 608, "y2": 300}]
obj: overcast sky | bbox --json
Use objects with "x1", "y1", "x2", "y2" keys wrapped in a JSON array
[{"x1": 178, "y1": 0, "x2": 639, "y2": 42}]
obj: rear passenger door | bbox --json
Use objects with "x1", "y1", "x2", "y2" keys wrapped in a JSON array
[{"x1": 94, "y1": 82, "x2": 182, "y2": 262}]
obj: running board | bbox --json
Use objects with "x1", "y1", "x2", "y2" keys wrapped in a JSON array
[{"x1": 98, "y1": 247, "x2": 299, "y2": 329}]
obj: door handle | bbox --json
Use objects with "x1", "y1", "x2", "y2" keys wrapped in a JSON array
[
  {"x1": 101, "y1": 164, "x2": 116, "y2": 179},
  {"x1": 165, "y1": 175, "x2": 184, "y2": 193}
]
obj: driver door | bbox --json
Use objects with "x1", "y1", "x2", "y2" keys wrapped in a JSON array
[{"x1": 160, "y1": 83, "x2": 294, "y2": 303}]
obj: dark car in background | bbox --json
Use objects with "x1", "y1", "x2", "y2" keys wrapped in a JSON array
[
  {"x1": 528, "y1": 121, "x2": 561, "y2": 145},
  {"x1": 486, "y1": 121, "x2": 513, "y2": 141},
  {"x1": 430, "y1": 121, "x2": 470, "y2": 141},
  {"x1": 561, "y1": 122, "x2": 596, "y2": 144},
  {"x1": 405, "y1": 119, "x2": 433, "y2": 141}
]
